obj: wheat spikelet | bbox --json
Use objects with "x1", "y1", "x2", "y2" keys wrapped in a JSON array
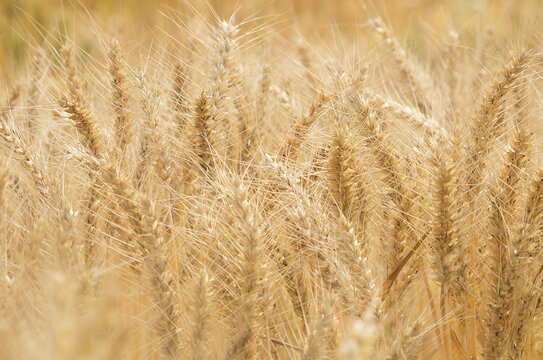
[
  {"x1": 137, "y1": 73, "x2": 172, "y2": 184},
  {"x1": 263, "y1": 154, "x2": 343, "y2": 313},
  {"x1": 328, "y1": 127, "x2": 356, "y2": 218},
  {"x1": 171, "y1": 63, "x2": 190, "y2": 134},
  {"x1": 501, "y1": 169, "x2": 543, "y2": 359},
  {"x1": 337, "y1": 215, "x2": 374, "y2": 312},
  {"x1": 264, "y1": 155, "x2": 318, "y2": 321},
  {"x1": 190, "y1": 269, "x2": 212, "y2": 360},
  {"x1": 2, "y1": 84, "x2": 21, "y2": 112},
  {"x1": 431, "y1": 153, "x2": 464, "y2": 299},
  {"x1": 231, "y1": 66, "x2": 255, "y2": 168},
  {"x1": 61, "y1": 44, "x2": 85, "y2": 104},
  {"x1": 59, "y1": 96, "x2": 105, "y2": 161},
  {"x1": 192, "y1": 91, "x2": 214, "y2": 175},
  {"x1": 256, "y1": 64, "x2": 271, "y2": 123},
  {"x1": 363, "y1": 91, "x2": 442, "y2": 139},
  {"x1": 209, "y1": 17, "x2": 239, "y2": 157},
  {"x1": 225, "y1": 176, "x2": 265, "y2": 360},
  {"x1": 25, "y1": 47, "x2": 45, "y2": 139},
  {"x1": 108, "y1": 38, "x2": 132, "y2": 159},
  {"x1": 431, "y1": 152, "x2": 462, "y2": 360}
]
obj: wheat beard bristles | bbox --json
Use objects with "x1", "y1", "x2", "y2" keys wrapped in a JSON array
[{"x1": 2, "y1": 5, "x2": 543, "y2": 360}]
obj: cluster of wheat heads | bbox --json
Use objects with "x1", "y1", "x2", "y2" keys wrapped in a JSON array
[{"x1": 0, "y1": 5, "x2": 543, "y2": 360}]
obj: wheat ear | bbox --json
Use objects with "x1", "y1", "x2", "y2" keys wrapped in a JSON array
[
  {"x1": 171, "y1": 63, "x2": 190, "y2": 134},
  {"x1": 431, "y1": 152, "x2": 461, "y2": 360},
  {"x1": 483, "y1": 120, "x2": 531, "y2": 360},
  {"x1": 467, "y1": 50, "x2": 531, "y2": 197},
  {"x1": 224, "y1": 177, "x2": 265, "y2": 360},
  {"x1": 500, "y1": 169, "x2": 543, "y2": 359},
  {"x1": 108, "y1": 38, "x2": 132, "y2": 160},
  {"x1": 100, "y1": 165, "x2": 180, "y2": 359},
  {"x1": 190, "y1": 269, "x2": 212, "y2": 360},
  {"x1": 302, "y1": 297, "x2": 335, "y2": 360},
  {"x1": 25, "y1": 47, "x2": 45, "y2": 140},
  {"x1": 192, "y1": 91, "x2": 214, "y2": 175},
  {"x1": 328, "y1": 127, "x2": 357, "y2": 218},
  {"x1": 209, "y1": 17, "x2": 239, "y2": 157},
  {"x1": 0, "y1": 100, "x2": 49, "y2": 198}
]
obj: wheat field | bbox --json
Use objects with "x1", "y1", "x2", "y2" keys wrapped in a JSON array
[{"x1": 1, "y1": 0, "x2": 543, "y2": 359}]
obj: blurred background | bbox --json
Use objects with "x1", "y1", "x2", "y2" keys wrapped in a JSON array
[{"x1": 0, "y1": 0, "x2": 540, "y2": 70}]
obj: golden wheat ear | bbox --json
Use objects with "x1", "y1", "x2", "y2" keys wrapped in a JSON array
[
  {"x1": 108, "y1": 37, "x2": 132, "y2": 163},
  {"x1": 171, "y1": 63, "x2": 190, "y2": 135},
  {"x1": 430, "y1": 151, "x2": 462, "y2": 360},
  {"x1": 337, "y1": 215, "x2": 374, "y2": 313},
  {"x1": 25, "y1": 47, "x2": 46, "y2": 141},
  {"x1": 59, "y1": 96, "x2": 105, "y2": 160},
  {"x1": 354, "y1": 97, "x2": 414, "y2": 286},
  {"x1": 499, "y1": 169, "x2": 543, "y2": 359},
  {"x1": 192, "y1": 91, "x2": 214, "y2": 176},
  {"x1": 99, "y1": 165, "x2": 180, "y2": 359},
  {"x1": 0, "y1": 96, "x2": 49, "y2": 198},
  {"x1": 327, "y1": 127, "x2": 356, "y2": 218},
  {"x1": 224, "y1": 176, "x2": 266, "y2": 360},
  {"x1": 483, "y1": 101, "x2": 532, "y2": 360},
  {"x1": 136, "y1": 73, "x2": 173, "y2": 185},
  {"x1": 189, "y1": 269, "x2": 213, "y2": 360},
  {"x1": 467, "y1": 50, "x2": 532, "y2": 198},
  {"x1": 302, "y1": 295, "x2": 335, "y2": 360},
  {"x1": 208, "y1": 18, "x2": 240, "y2": 159}
]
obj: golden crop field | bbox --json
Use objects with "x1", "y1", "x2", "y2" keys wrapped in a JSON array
[{"x1": 1, "y1": 0, "x2": 543, "y2": 359}]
